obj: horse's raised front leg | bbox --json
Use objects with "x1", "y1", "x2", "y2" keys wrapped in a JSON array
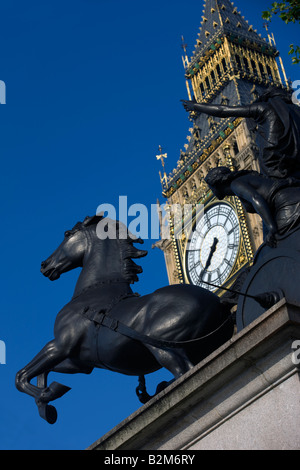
[
  {"x1": 16, "y1": 339, "x2": 71, "y2": 423},
  {"x1": 16, "y1": 339, "x2": 69, "y2": 398}
]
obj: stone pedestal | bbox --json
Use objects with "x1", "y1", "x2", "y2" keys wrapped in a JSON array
[{"x1": 88, "y1": 299, "x2": 300, "y2": 450}]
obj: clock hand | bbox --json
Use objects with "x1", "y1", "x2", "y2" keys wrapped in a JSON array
[{"x1": 200, "y1": 237, "x2": 219, "y2": 279}]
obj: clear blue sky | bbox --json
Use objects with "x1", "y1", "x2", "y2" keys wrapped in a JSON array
[{"x1": 0, "y1": 0, "x2": 298, "y2": 450}]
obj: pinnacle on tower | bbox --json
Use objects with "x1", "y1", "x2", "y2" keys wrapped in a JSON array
[{"x1": 189, "y1": 0, "x2": 276, "y2": 66}]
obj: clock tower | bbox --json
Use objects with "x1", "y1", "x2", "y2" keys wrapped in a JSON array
[{"x1": 157, "y1": 0, "x2": 289, "y2": 295}]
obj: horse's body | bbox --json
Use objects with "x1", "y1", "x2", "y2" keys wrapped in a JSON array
[
  {"x1": 55, "y1": 282, "x2": 228, "y2": 376},
  {"x1": 16, "y1": 215, "x2": 234, "y2": 423}
]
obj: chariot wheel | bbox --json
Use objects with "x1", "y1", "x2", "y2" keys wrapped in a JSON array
[{"x1": 236, "y1": 247, "x2": 300, "y2": 331}]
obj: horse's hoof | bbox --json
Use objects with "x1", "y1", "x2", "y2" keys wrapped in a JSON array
[
  {"x1": 39, "y1": 381, "x2": 71, "y2": 402},
  {"x1": 136, "y1": 389, "x2": 152, "y2": 404},
  {"x1": 155, "y1": 381, "x2": 169, "y2": 394},
  {"x1": 37, "y1": 402, "x2": 57, "y2": 424},
  {"x1": 48, "y1": 381, "x2": 71, "y2": 399}
]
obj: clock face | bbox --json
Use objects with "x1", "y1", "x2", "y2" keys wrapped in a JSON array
[{"x1": 186, "y1": 203, "x2": 240, "y2": 291}]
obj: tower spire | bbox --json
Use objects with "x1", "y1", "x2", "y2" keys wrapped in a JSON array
[{"x1": 190, "y1": 0, "x2": 272, "y2": 63}]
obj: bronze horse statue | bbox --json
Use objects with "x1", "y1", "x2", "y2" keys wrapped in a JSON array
[{"x1": 16, "y1": 215, "x2": 234, "y2": 424}]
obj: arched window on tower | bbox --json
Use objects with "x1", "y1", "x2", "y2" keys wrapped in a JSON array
[
  {"x1": 233, "y1": 141, "x2": 239, "y2": 156},
  {"x1": 266, "y1": 65, "x2": 273, "y2": 82},
  {"x1": 251, "y1": 59, "x2": 258, "y2": 75},
  {"x1": 258, "y1": 62, "x2": 266, "y2": 79},
  {"x1": 222, "y1": 58, "x2": 227, "y2": 73},
  {"x1": 211, "y1": 70, "x2": 216, "y2": 86},
  {"x1": 235, "y1": 55, "x2": 242, "y2": 69},
  {"x1": 205, "y1": 76, "x2": 210, "y2": 92},
  {"x1": 200, "y1": 82, "x2": 205, "y2": 98},
  {"x1": 216, "y1": 64, "x2": 222, "y2": 80},
  {"x1": 243, "y1": 57, "x2": 250, "y2": 74}
]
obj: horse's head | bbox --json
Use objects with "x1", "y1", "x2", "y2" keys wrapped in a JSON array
[
  {"x1": 41, "y1": 215, "x2": 148, "y2": 284},
  {"x1": 40, "y1": 215, "x2": 103, "y2": 281}
]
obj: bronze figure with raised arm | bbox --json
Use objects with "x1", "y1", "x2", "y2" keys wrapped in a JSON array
[{"x1": 182, "y1": 87, "x2": 300, "y2": 180}]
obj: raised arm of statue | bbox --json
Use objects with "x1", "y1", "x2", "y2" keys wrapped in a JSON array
[
  {"x1": 181, "y1": 99, "x2": 255, "y2": 119},
  {"x1": 183, "y1": 88, "x2": 300, "y2": 180}
]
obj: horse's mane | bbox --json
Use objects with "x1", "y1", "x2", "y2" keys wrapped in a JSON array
[
  {"x1": 70, "y1": 215, "x2": 148, "y2": 284},
  {"x1": 119, "y1": 233, "x2": 148, "y2": 283}
]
